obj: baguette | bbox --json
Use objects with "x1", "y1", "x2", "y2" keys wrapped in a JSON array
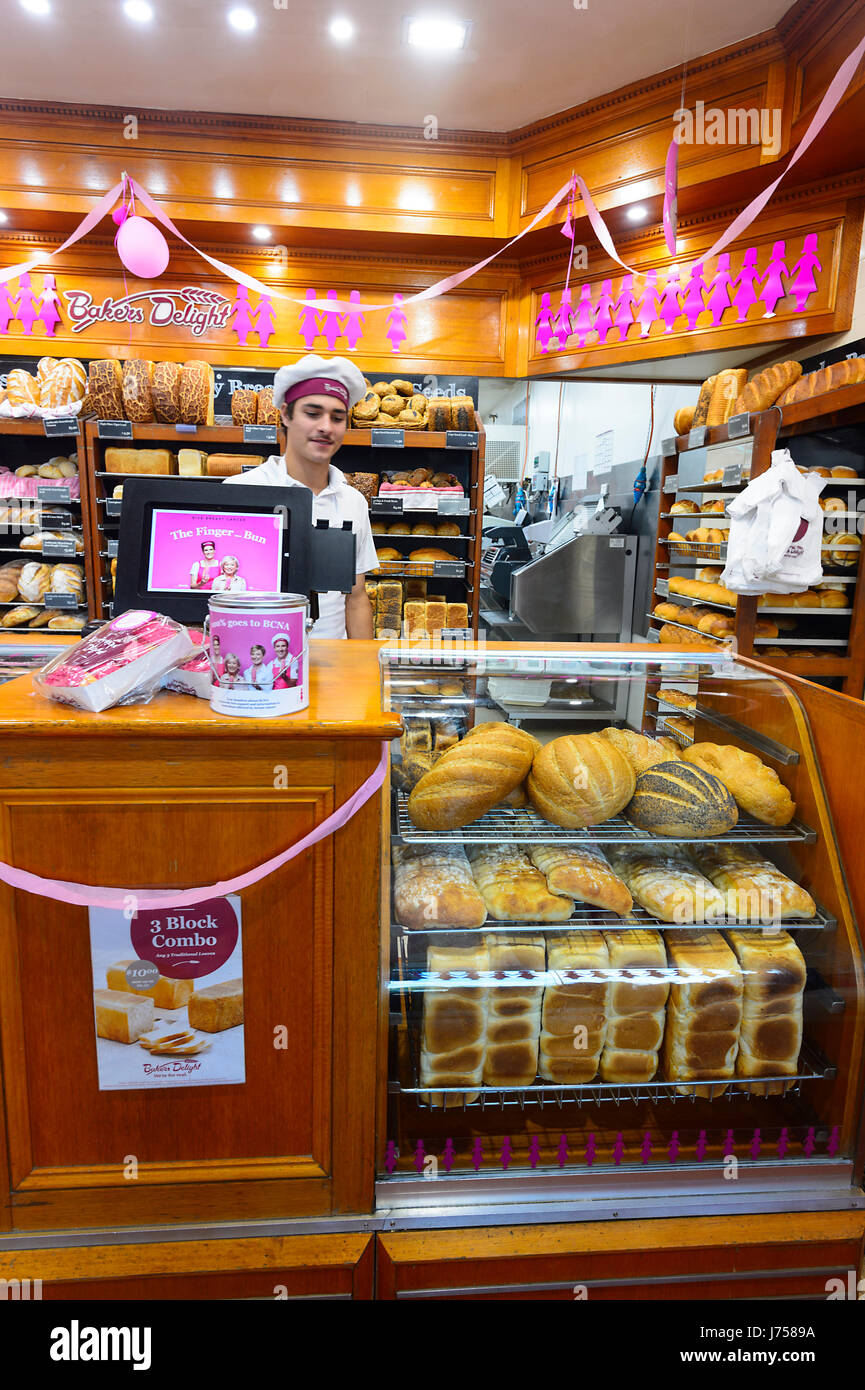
[
  {"x1": 407, "y1": 725, "x2": 536, "y2": 829},
  {"x1": 779, "y1": 357, "x2": 865, "y2": 407},
  {"x1": 673, "y1": 406, "x2": 695, "y2": 436},
  {"x1": 734, "y1": 360, "x2": 802, "y2": 414},
  {"x1": 468, "y1": 845, "x2": 573, "y2": 921},
  {"x1": 529, "y1": 844, "x2": 632, "y2": 915},
  {"x1": 392, "y1": 844, "x2": 487, "y2": 929}
]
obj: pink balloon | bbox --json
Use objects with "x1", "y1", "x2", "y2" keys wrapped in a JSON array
[
  {"x1": 112, "y1": 205, "x2": 129, "y2": 227},
  {"x1": 116, "y1": 214, "x2": 169, "y2": 278}
]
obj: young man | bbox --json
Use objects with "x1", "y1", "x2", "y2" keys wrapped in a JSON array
[{"x1": 223, "y1": 353, "x2": 375, "y2": 638}]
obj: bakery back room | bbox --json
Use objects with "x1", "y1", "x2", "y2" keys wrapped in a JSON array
[{"x1": 0, "y1": 0, "x2": 864, "y2": 1340}]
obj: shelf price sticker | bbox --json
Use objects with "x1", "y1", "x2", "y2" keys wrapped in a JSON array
[
  {"x1": 370, "y1": 429, "x2": 405, "y2": 448},
  {"x1": 687, "y1": 426, "x2": 707, "y2": 450},
  {"x1": 727, "y1": 412, "x2": 751, "y2": 438},
  {"x1": 661, "y1": 437, "x2": 677, "y2": 456},
  {"x1": 438, "y1": 496, "x2": 470, "y2": 516},
  {"x1": 445, "y1": 430, "x2": 479, "y2": 450},
  {"x1": 243, "y1": 424, "x2": 278, "y2": 445},
  {"x1": 240, "y1": 463, "x2": 260, "y2": 473},
  {"x1": 371, "y1": 496, "x2": 403, "y2": 514},
  {"x1": 440, "y1": 627, "x2": 473, "y2": 641},
  {"x1": 97, "y1": 420, "x2": 134, "y2": 441},
  {"x1": 105, "y1": 498, "x2": 122, "y2": 517},
  {"x1": 37, "y1": 484, "x2": 72, "y2": 505},
  {"x1": 433, "y1": 560, "x2": 465, "y2": 578},
  {"x1": 42, "y1": 535, "x2": 77, "y2": 558},
  {"x1": 107, "y1": 537, "x2": 119, "y2": 558},
  {"x1": 722, "y1": 462, "x2": 743, "y2": 487},
  {"x1": 44, "y1": 592, "x2": 79, "y2": 609},
  {"x1": 43, "y1": 417, "x2": 80, "y2": 438}
]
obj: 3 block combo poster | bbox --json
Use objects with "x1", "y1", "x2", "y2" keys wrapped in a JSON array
[{"x1": 88, "y1": 895, "x2": 245, "y2": 1091}]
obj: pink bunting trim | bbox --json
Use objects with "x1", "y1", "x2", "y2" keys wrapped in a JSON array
[{"x1": 0, "y1": 740, "x2": 388, "y2": 910}]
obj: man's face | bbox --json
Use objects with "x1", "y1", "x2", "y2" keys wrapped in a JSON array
[{"x1": 281, "y1": 394, "x2": 348, "y2": 465}]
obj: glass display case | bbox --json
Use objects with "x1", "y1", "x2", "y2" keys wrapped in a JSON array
[{"x1": 377, "y1": 642, "x2": 865, "y2": 1222}]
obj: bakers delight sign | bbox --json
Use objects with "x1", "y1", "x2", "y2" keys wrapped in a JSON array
[{"x1": 63, "y1": 286, "x2": 232, "y2": 337}]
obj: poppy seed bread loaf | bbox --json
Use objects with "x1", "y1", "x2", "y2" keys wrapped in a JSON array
[{"x1": 625, "y1": 761, "x2": 738, "y2": 837}]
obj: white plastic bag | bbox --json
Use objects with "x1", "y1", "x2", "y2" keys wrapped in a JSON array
[{"x1": 721, "y1": 449, "x2": 825, "y2": 593}]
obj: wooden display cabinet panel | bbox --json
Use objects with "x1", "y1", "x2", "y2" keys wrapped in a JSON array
[{"x1": 377, "y1": 1213, "x2": 865, "y2": 1299}]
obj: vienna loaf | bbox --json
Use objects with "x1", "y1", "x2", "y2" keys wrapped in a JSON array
[
  {"x1": 529, "y1": 844, "x2": 632, "y2": 915},
  {"x1": 94, "y1": 988, "x2": 154, "y2": 1044},
  {"x1": 121, "y1": 360, "x2": 155, "y2": 422},
  {"x1": 599, "y1": 726, "x2": 676, "y2": 776},
  {"x1": 179, "y1": 360, "x2": 215, "y2": 425},
  {"x1": 151, "y1": 361, "x2": 182, "y2": 423},
  {"x1": 625, "y1": 761, "x2": 738, "y2": 837},
  {"x1": 682, "y1": 742, "x2": 795, "y2": 826},
  {"x1": 407, "y1": 724, "x2": 537, "y2": 830},
  {"x1": 187, "y1": 978, "x2": 243, "y2": 1032},
  {"x1": 527, "y1": 733, "x2": 635, "y2": 829},
  {"x1": 467, "y1": 844, "x2": 573, "y2": 922},
  {"x1": 88, "y1": 359, "x2": 124, "y2": 419}
]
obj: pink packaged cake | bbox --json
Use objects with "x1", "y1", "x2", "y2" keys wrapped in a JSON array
[{"x1": 35, "y1": 610, "x2": 198, "y2": 712}]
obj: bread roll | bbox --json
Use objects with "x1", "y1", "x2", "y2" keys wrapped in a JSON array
[
  {"x1": 1, "y1": 604, "x2": 40, "y2": 627},
  {"x1": 658, "y1": 688, "x2": 696, "y2": 710},
  {"x1": 392, "y1": 844, "x2": 487, "y2": 929},
  {"x1": 527, "y1": 733, "x2": 636, "y2": 828},
  {"x1": 673, "y1": 407, "x2": 695, "y2": 436},
  {"x1": 670, "y1": 499, "x2": 699, "y2": 515},
  {"x1": 529, "y1": 844, "x2": 632, "y2": 915},
  {"x1": 467, "y1": 845, "x2": 573, "y2": 921},
  {"x1": 379, "y1": 394, "x2": 404, "y2": 418},
  {"x1": 682, "y1": 742, "x2": 795, "y2": 826},
  {"x1": 407, "y1": 725, "x2": 536, "y2": 829},
  {"x1": 819, "y1": 588, "x2": 848, "y2": 607}
]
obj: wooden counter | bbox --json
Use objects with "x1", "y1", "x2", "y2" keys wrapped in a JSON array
[{"x1": 0, "y1": 640, "x2": 400, "y2": 1232}]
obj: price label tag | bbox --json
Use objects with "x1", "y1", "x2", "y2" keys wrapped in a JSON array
[
  {"x1": 42, "y1": 535, "x2": 77, "y2": 558},
  {"x1": 44, "y1": 592, "x2": 79, "y2": 609},
  {"x1": 484, "y1": 475, "x2": 506, "y2": 506},
  {"x1": 371, "y1": 496, "x2": 402, "y2": 514},
  {"x1": 175, "y1": 423, "x2": 198, "y2": 434},
  {"x1": 445, "y1": 430, "x2": 479, "y2": 450},
  {"x1": 107, "y1": 537, "x2": 119, "y2": 558},
  {"x1": 440, "y1": 627, "x2": 473, "y2": 641},
  {"x1": 722, "y1": 463, "x2": 742, "y2": 487},
  {"x1": 370, "y1": 429, "x2": 405, "y2": 448},
  {"x1": 105, "y1": 498, "x2": 122, "y2": 517},
  {"x1": 437, "y1": 496, "x2": 469, "y2": 516},
  {"x1": 661, "y1": 437, "x2": 677, "y2": 455},
  {"x1": 37, "y1": 484, "x2": 72, "y2": 504},
  {"x1": 687, "y1": 427, "x2": 707, "y2": 450},
  {"x1": 43, "y1": 417, "x2": 80, "y2": 438},
  {"x1": 727, "y1": 412, "x2": 750, "y2": 438},
  {"x1": 97, "y1": 420, "x2": 134, "y2": 441},
  {"x1": 663, "y1": 474, "x2": 680, "y2": 495},
  {"x1": 240, "y1": 463, "x2": 260, "y2": 473},
  {"x1": 243, "y1": 424, "x2": 278, "y2": 445},
  {"x1": 433, "y1": 561, "x2": 465, "y2": 578},
  {"x1": 610, "y1": 536, "x2": 625, "y2": 548}
]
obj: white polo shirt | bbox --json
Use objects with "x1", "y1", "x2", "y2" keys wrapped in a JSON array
[{"x1": 223, "y1": 457, "x2": 377, "y2": 638}]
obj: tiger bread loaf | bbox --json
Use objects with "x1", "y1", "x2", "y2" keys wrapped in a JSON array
[
  {"x1": 624, "y1": 761, "x2": 738, "y2": 838},
  {"x1": 483, "y1": 935, "x2": 545, "y2": 1086},
  {"x1": 599, "y1": 726, "x2": 679, "y2": 776},
  {"x1": 691, "y1": 843, "x2": 815, "y2": 920},
  {"x1": 682, "y1": 742, "x2": 795, "y2": 826},
  {"x1": 392, "y1": 843, "x2": 487, "y2": 929},
  {"x1": 724, "y1": 928, "x2": 805, "y2": 1094},
  {"x1": 467, "y1": 845, "x2": 573, "y2": 922},
  {"x1": 257, "y1": 385, "x2": 280, "y2": 425},
  {"x1": 529, "y1": 844, "x2": 633, "y2": 916},
  {"x1": 205, "y1": 454, "x2": 265, "y2": 477},
  {"x1": 179, "y1": 360, "x2": 215, "y2": 425},
  {"x1": 187, "y1": 978, "x2": 243, "y2": 1032},
  {"x1": 540, "y1": 932, "x2": 609, "y2": 1082},
  {"x1": 734, "y1": 360, "x2": 802, "y2": 414},
  {"x1": 606, "y1": 845, "x2": 725, "y2": 925},
  {"x1": 150, "y1": 361, "x2": 182, "y2": 422},
  {"x1": 88, "y1": 359, "x2": 124, "y2": 418},
  {"x1": 600, "y1": 928, "x2": 668, "y2": 1082},
  {"x1": 94, "y1": 988, "x2": 154, "y2": 1044},
  {"x1": 663, "y1": 930, "x2": 743, "y2": 1096},
  {"x1": 104, "y1": 447, "x2": 175, "y2": 475},
  {"x1": 230, "y1": 388, "x2": 258, "y2": 425},
  {"x1": 420, "y1": 942, "x2": 489, "y2": 1106},
  {"x1": 121, "y1": 360, "x2": 155, "y2": 422},
  {"x1": 527, "y1": 732, "x2": 636, "y2": 828},
  {"x1": 407, "y1": 722, "x2": 538, "y2": 829},
  {"x1": 106, "y1": 960, "x2": 193, "y2": 1010}
]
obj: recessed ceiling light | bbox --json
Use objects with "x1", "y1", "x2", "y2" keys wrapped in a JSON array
[
  {"x1": 329, "y1": 16, "x2": 354, "y2": 42},
  {"x1": 252, "y1": 226, "x2": 271, "y2": 240},
  {"x1": 123, "y1": 0, "x2": 154, "y2": 20},
  {"x1": 0, "y1": 211, "x2": 8, "y2": 224},
  {"x1": 406, "y1": 16, "x2": 468, "y2": 50},
  {"x1": 626, "y1": 205, "x2": 648, "y2": 223},
  {"x1": 228, "y1": 6, "x2": 256, "y2": 32},
  {"x1": 20, "y1": 0, "x2": 51, "y2": 15}
]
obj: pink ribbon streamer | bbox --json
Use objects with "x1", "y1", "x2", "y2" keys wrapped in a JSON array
[
  {"x1": 662, "y1": 138, "x2": 678, "y2": 256},
  {"x1": 0, "y1": 740, "x2": 388, "y2": 910}
]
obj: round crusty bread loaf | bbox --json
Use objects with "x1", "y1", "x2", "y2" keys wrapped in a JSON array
[
  {"x1": 526, "y1": 733, "x2": 636, "y2": 829},
  {"x1": 599, "y1": 727, "x2": 674, "y2": 777},
  {"x1": 407, "y1": 726, "x2": 536, "y2": 830},
  {"x1": 681, "y1": 742, "x2": 795, "y2": 826},
  {"x1": 462, "y1": 721, "x2": 540, "y2": 756},
  {"x1": 625, "y1": 761, "x2": 738, "y2": 837}
]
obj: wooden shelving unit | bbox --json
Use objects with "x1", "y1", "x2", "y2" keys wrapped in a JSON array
[
  {"x1": 648, "y1": 382, "x2": 865, "y2": 698},
  {"x1": 0, "y1": 418, "x2": 95, "y2": 630}
]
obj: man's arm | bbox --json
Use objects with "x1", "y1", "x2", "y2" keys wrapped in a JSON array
[{"x1": 345, "y1": 574, "x2": 374, "y2": 639}]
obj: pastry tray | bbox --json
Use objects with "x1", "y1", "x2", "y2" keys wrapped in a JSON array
[
  {"x1": 394, "y1": 1039, "x2": 835, "y2": 1110},
  {"x1": 392, "y1": 791, "x2": 817, "y2": 844}
]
